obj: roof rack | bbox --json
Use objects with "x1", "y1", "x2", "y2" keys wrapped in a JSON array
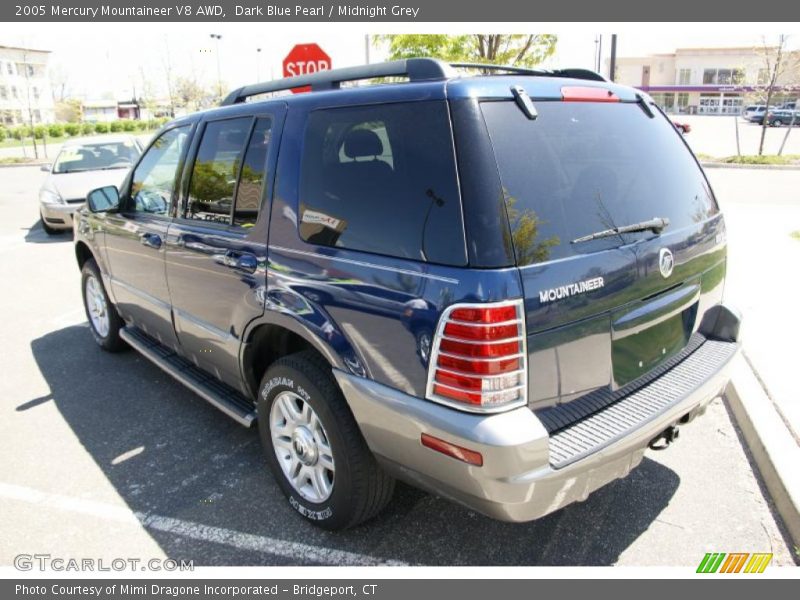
[
  {"x1": 221, "y1": 58, "x2": 455, "y2": 106},
  {"x1": 450, "y1": 62, "x2": 606, "y2": 82},
  {"x1": 220, "y1": 58, "x2": 607, "y2": 106}
]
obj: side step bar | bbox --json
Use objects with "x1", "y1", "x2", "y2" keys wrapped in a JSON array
[{"x1": 119, "y1": 327, "x2": 257, "y2": 427}]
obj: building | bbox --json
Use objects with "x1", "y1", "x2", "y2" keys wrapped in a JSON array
[
  {"x1": 613, "y1": 46, "x2": 800, "y2": 115},
  {"x1": 0, "y1": 44, "x2": 55, "y2": 126}
]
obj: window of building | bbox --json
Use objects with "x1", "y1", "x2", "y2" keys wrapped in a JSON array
[
  {"x1": 703, "y1": 69, "x2": 716, "y2": 84},
  {"x1": 32, "y1": 86, "x2": 39, "y2": 100},
  {"x1": 6, "y1": 62, "x2": 14, "y2": 76},
  {"x1": 758, "y1": 68, "x2": 770, "y2": 85},
  {"x1": 233, "y1": 118, "x2": 272, "y2": 228},
  {"x1": 678, "y1": 93, "x2": 690, "y2": 110},
  {"x1": 33, "y1": 109, "x2": 41, "y2": 123},
  {"x1": 0, "y1": 86, "x2": 7, "y2": 100},
  {"x1": 186, "y1": 117, "x2": 252, "y2": 224},
  {"x1": 26, "y1": 64, "x2": 35, "y2": 77},
  {"x1": 298, "y1": 101, "x2": 466, "y2": 265},
  {"x1": 11, "y1": 86, "x2": 18, "y2": 99},
  {"x1": 678, "y1": 69, "x2": 691, "y2": 85}
]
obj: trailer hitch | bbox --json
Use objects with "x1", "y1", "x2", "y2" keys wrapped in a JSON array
[{"x1": 649, "y1": 426, "x2": 680, "y2": 451}]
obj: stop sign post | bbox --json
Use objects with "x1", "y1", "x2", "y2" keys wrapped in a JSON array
[{"x1": 283, "y1": 44, "x2": 332, "y2": 94}]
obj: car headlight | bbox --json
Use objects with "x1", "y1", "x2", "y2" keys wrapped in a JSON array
[{"x1": 40, "y1": 188, "x2": 63, "y2": 205}]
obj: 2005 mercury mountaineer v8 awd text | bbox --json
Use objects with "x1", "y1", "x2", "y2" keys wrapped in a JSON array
[{"x1": 73, "y1": 59, "x2": 742, "y2": 529}]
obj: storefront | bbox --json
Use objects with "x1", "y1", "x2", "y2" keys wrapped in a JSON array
[{"x1": 641, "y1": 85, "x2": 748, "y2": 115}]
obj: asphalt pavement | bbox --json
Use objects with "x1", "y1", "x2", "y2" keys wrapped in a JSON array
[{"x1": 0, "y1": 166, "x2": 795, "y2": 567}]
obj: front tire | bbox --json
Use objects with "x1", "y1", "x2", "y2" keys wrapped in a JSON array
[
  {"x1": 257, "y1": 350, "x2": 395, "y2": 530},
  {"x1": 81, "y1": 258, "x2": 127, "y2": 352}
]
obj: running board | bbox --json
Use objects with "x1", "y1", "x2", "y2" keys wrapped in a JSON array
[{"x1": 119, "y1": 327, "x2": 257, "y2": 427}]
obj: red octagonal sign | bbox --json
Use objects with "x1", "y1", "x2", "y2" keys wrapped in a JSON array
[{"x1": 283, "y1": 43, "x2": 332, "y2": 94}]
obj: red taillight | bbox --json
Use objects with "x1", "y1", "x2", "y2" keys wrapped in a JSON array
[
  {"x1": 426, "y1": 300, "x2": 527, "y2": 412},
  {"x1": 421, "y1": 433, "x2": 483, "y2": 466},
  {"x1": 450, "y1": 305, "x2": 517, "y2": 323},
  {"x1": 561, "y1": 86, "x2": 620, "y2": 103}
]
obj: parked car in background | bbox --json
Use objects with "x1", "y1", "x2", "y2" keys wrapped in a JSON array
[
  {"x1": 766, "y1": 109, "x2": 799, "y2": 127},
  {"x1": 743, "y1": 105, "x2": 775, "y2": 123},
  {"x1": 38, "y1": 134, "x2": 143, "y2": 235}
]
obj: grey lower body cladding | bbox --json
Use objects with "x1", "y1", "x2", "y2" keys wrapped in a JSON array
[{"x1": 334, "y1": 335, "x2": 739, "y2": 522}]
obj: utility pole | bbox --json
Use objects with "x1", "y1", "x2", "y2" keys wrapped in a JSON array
[
  {"x1": 597, "y1": 35, "x2": 603, "y2": 73},
  {"x1": 365, "y1": 34, "x2": 370, "y2": 64},
  {"x1": 210, "y1": 33, "x2": 223, "y2": 99},
  {"x1": 609, "y1": 34, "x2": 617, "y2": 81}
]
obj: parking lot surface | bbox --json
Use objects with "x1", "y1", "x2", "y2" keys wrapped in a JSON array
[{"x1": 0, "y1": 166, "x2": 795, "y2": 567}]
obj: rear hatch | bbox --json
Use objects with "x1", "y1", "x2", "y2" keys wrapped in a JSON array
[{"x1": 480, "y1": 87, "x2": 727, "y2": 409}]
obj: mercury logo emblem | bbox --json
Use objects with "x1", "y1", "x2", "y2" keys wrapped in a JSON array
[{"x1": 659, "y1": 248, "x2": 674, "y2": 278}]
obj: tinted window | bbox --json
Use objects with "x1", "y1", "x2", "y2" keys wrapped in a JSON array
[
  {"x1": 481, "y1": 101, "x2": 718, "y2": 266},
  {"x1": 186, "y1": 117, "x2": 251, "y2": 224},
  {"x1": 233, "y1": 117, "x2": 272, "y2": 228},
  {"x1": 298, "y1": 101, "x2": 466, "y2": 265},
  {"x1": 130, "y1": 126, "x2": 190, "y2": 215}
]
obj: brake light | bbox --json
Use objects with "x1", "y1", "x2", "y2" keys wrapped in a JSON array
[
  {"x1": 561, "y1": 86, "x2": 620, "y2": 102},
  {"x1": 426, "y1": 300, "x2": 527, "y2": 413}
]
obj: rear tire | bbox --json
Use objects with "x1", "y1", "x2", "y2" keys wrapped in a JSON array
[
  {"x1": 257, "y1": 350, "x2": 395, "y2": 530},
  {"x1": 81, "y1": 258, "x2": 127, "y2": 352}
]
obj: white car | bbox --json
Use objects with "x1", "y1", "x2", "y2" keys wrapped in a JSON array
[{"x1": 38, "y1": 134, "x2": 144, "y2": 235}]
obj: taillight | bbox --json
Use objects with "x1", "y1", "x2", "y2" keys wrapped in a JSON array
[{"x1": 426, "y1": 300, "x2": 527, "y2": 413}]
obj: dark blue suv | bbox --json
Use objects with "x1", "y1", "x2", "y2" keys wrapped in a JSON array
[{"x1": 74, "y1": 58, "x2": 741, "y2": 529}]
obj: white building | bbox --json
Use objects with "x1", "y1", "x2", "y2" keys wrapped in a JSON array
[
  {"x1": 613, "y1": 47, "x2": 800, "y2": 115},
  {"x1": 0, "y1": 44, "x2": 55, "y2": 126}
]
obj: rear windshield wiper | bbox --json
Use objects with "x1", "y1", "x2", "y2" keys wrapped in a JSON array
[{"x1": 571, "y1": 217, "x2": 670, "y2": 244}]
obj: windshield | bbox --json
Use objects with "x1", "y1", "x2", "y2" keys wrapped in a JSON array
[
  {"x1": 53, "y1": 141, "x2": 141, "y2": 174},
  {"x1": 481, "y1": 100, "x2": 718, "y2": 266}
]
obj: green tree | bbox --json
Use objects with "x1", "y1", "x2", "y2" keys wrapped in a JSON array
[
  {"x1": 376, "y1": 34, "x2": 557, "y2": 68},
  {"x1": 504, "y1": 194, "x2": 559, "y2": 265}
]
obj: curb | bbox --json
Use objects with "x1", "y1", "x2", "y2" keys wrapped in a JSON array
[
  {"x1": 726, "y1": 354, "x2": 800, "y2": 548},
  {"x1": 701, "y1": 161, "x2": 800, "y2": 170},
  {"x1": 0, "y1": 161, "x2": 48, "y2": 169}
]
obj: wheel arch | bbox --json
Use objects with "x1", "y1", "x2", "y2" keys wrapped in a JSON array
[{"x1": 240, "y1": 315, "x2": 356, "y2": 400}]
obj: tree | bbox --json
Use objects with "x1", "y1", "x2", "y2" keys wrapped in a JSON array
[
  {"x1": 376, "y1": 34, "x2": 557, "y2": 69},
  {"x1": 174, "y1": 76, "x2": 208, "y2": 112},
  {"x1": 755, "y1": 35, "x2": 800, "y2": 155}
]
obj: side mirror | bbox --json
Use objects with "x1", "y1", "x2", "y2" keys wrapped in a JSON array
[
  {"x1": 40, "y1": 163, "x2": 51, "y2": 172},
  {"x1": 86, "y1": 185, "x2": 120, "y2": 213}
]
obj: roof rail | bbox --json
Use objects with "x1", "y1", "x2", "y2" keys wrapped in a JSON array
[
  {"x1": 450, "y1": 62, "x2": 606, "y2": 82},
  {"x1": 221, "y1": 58, "x2": 455, "y2": 106}
]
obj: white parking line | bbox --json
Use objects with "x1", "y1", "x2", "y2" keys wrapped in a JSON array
[{"x1": 0, "y1": 482, "x2": 405, "y2": 566}]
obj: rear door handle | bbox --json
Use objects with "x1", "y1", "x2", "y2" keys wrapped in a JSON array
[
  {"x1": 140, "y1": 233, "x2": 162, "y2": 250},
  {"x1": 222, "y1": 251, "x2": 257, "y2": 273}
]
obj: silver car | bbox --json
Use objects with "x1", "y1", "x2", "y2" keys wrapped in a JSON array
[{"x1": 38, "y1": 134, "x2": 144, "y2": 235}]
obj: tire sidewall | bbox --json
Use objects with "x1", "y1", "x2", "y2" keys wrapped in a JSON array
[
  {"x1": 81, "y1": 262, "x2": 112, "y2": 346},
  {"x1": 257, "y1": 364, "x2": 356, "y2": 530}
]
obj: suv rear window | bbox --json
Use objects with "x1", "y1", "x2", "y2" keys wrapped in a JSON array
[
  {"x1": 298, "y1": 101, "x2": 466, "y2": 266},
  {"x1": 481, "y1": 101, "x2": 718, "y2": 266}
]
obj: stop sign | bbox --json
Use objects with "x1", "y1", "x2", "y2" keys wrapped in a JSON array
[{"x1": 283, "y1": 43, "x2": 332, "y2": 94}]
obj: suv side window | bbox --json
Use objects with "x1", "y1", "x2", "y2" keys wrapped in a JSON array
[
  {"x1": 234, "y1": 117, "x2": 272, "y2": 228},
  {"x1": 186, "y1": 117, "x2": 252, "y2": 224},
  {"x1": 130, "y1": 126, "x2": 189, "y2": 216},
  {"x1": 298, "y1": 101, "x2": 466, "y2": 266}
]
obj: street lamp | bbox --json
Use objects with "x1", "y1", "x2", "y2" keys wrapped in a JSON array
[
  {"x1": 256, "y1": 47, "x2": 262, "y2": 81},
  {"x1": 210, "y1": 33, "x2": 223, "y2": 99}
]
